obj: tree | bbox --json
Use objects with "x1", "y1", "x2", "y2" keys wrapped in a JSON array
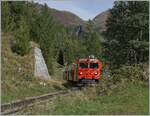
[
  {"x1": 1, "y1": 2, "x2": 15, "y2": 32},
  {"x1": 84, "y1": 20, "x2": 103, "y2": 59},
  {"x1": 12, "y1": 16, "x2": 30, "y2": 55},
  {"x1": 104, "y1": 1, "x2": 149, "y2": 67},
  {"x1": 57, "y1": 50, "x2": 64, "y2": 65},
  {"x1": 34, "y1": 3, "x2": 56, "y2": 74}
]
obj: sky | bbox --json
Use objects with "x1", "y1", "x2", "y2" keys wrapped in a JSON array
[{"x1": 35, "y1": 0, "x2": 114, "y2": 21}]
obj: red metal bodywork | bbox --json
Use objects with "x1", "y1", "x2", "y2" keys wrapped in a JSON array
[{"x1": 77, "y1": 58, "x2": 102, "y2": 81}]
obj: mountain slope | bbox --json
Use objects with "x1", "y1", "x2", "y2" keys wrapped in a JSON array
[
  {"x1": 33, "y1": 2, "x2": 85, "y2": 27},
  {"x1": 93, "y1": 10, "x2": 110, "y2": 32},
  {"x1": 34, "y1": 2, "x2": 111, "y2": 31},
  {"x1": 51, "y1": 9, "x2": 85, "y2": 27}
]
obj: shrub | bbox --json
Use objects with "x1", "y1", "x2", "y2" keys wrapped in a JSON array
[{"x1": 111, "y1": 64, "x2": 149, "y2": 82}]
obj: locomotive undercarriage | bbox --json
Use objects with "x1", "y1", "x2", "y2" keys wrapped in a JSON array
[{"x1": 79, "y1": 78, "x2": 99, "y2": 84}]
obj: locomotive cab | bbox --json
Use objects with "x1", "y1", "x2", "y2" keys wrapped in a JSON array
[{"x1": 77, "y1": 56, "x2": 102, "y2": 84}]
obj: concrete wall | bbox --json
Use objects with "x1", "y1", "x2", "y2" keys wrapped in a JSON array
[{"x1": 34, "y1": 47, "x2": 51, "y2": 80}]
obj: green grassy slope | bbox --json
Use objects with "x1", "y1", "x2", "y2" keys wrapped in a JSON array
[
  {"x1": 17, "y1": 82, "x2": 149, "y2": 115},
  {"x1": 1, "y1": 33, "x2": 65, "y2": 103}
]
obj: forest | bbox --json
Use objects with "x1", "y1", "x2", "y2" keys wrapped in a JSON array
[{"x1": 2, "y1": 1, "x2": 149, "y2": 75}]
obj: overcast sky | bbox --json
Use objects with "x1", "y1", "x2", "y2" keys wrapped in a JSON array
[{"x1": 35, "y1": 0, "x2": 114, "y2": 21}]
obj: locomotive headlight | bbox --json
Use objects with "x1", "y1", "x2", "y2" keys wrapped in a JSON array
[
  {"x1": 79, "y1": 72, "x2": 83, "y2": 75},
  {"x1": 94, "y1": 72, "x2": 98, "y2": 75}
]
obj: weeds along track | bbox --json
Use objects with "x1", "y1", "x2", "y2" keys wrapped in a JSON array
[
  {"x1": 1, "y1": 83, "x2": 119, "y2": 115},
  {"x1": 1, "y1": 89, "x2": 75, "y2": 115}
]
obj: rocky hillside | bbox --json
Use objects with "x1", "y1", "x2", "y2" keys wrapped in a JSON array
[{"x1": 93, "y1": 10, "x2": 110, "y2": 32}]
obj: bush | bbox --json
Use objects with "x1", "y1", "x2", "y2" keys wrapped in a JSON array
[{"x1": 111, "y1": 64, "x2": 149, "y2": 82}]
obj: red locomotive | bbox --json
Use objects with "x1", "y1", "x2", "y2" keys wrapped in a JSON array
[{"x1": 63, "y1": 55, "x2": 102, "y2": 84}]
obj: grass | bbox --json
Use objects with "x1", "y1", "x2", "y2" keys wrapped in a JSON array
[
  {"x1": 17, "y1": 82, "x2": 149, "y2": 115},
  {"x1": 1, "y1": 33, "x2": 66, "y2": 103},
  {"x1": 1, "y1": 79, "x2": 66, "y2": 103},
  {"x1": 52, "y1": 60, "x2": 64, "y2": 81}
]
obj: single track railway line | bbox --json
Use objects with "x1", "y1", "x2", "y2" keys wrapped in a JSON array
[
  {"x1": 1, "y1": 83, "x2": 118, "y2": 115},
  {"x1": 1, "y1": 90, "x2": 70, "y2": 115}
]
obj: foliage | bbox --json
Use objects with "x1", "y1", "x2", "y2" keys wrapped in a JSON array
[
  {"x1": 1, "y1": 2, "x2": 15, "y2": 32},
  {"x1": 83, "y1": 20, "x2": 103, "y2": 59},
  {"x1": 2, "y1": 1, "x2": 148, "y2": 78},
  {"x1": 1, "y1": 1, "x2": 105, "y2": 74},
  {"x1": 57, "y1": 49, "x2": 64, "y2": 65},
  {"x1": 12, "y1": 16, "x2": 30, "y2": 55},
  {"x1": 1, "y1": 34, "x2": 66, "y2": 103},
  {"x1": 111, "y1": 64, "x2": 149, "y2": 82},
  {"x1": 104, "y1": 1, "x2": 149, "y2": 67}
]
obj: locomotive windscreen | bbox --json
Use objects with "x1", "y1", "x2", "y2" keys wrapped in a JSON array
[
  {"x1": 90, "y1": 63, "x2": 98, "y2": 68},
  {"x1": 80, "y1": 63, "x2": 88, "y2": 68}
]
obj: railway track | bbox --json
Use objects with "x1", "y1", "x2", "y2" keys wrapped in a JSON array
[
  {"x1": 1, "y1": 83, "x2": 118, "y2": 115},
  {"x1": 1, "y1": 90, "x2": 71, "y2": 115}
]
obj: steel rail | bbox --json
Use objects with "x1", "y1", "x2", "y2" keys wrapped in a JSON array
[
  {"x1": 1, "y1": 84, "x2": 118, "y2": 115},
  {"x1": 1, "y1": 90, "x2": 70, "y2": 115}
]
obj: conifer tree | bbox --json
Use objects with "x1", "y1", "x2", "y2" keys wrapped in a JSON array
[
  {"x1": 84, "y1": 20, "x2": 102, "y2": 58},
  {"x1": 1, "y1": 2, "x2": 14, "y2": 32},
  {"x1": 35, "y1": 3, "x2": 55, "y2": 74},
  {"x1": 105, "y1": 1, "x2": 149, "y2": 66},
  {"x1": 12, "y1": 16, "x2": 30, "y2": 55},
  {"x1": 57, "y1": 50, "x2": 64, "y2": 65}
]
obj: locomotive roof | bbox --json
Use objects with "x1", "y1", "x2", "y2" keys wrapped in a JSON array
[{"x1": 78, "y1": 58, "x2": 99, "y2": 62}]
